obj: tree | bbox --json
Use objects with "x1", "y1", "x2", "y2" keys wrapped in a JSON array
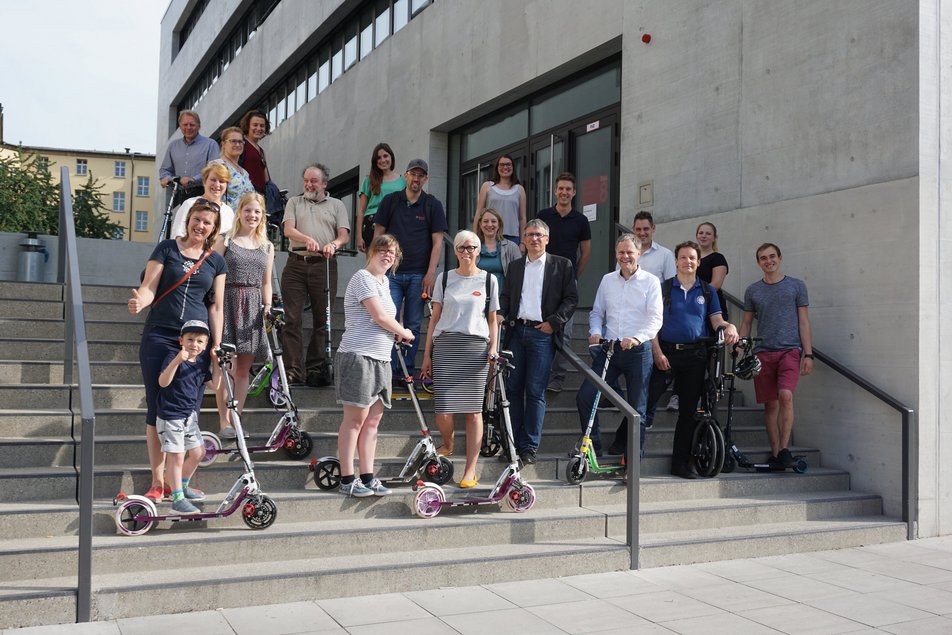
[
  {"x1": 0, "y1": 148, "x2": 59, "y2": 234},
  {"x1": 71, "y1": 175, "x2": 124, "y2": 240}
]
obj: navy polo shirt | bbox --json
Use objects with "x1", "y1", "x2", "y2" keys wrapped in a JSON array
[
  {"x1": 375, "y1": 191, "x2": 448, "y2": 273},
  {"x1": 537, "y1": 207, "x2": 591, "y2": 269},
  {"x1": 658, "y1": 277, "x2": 722, "y2": 344}
]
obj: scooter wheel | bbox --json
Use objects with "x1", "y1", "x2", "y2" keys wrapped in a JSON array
[
  {"x1": 313, "y1": 458, "x2": 341, "y2": 490},
  {"x1": 721, "y1": 453, "x2": 736, "y2": 474},
  {"x1": 424, "y1": 456, "x2": 454, "y2": 485},
  {"x1": 242, "y1": 494, "x2": 277, "y2": 529},
  {"x1": 269, "y1": 373, "x2": 289, "y2": 410},
  {"x1": 115, "y1": 498, "x2": 156, "y2": 536},
  {"x1": 413, "y1": 485, "x2": 444, "y2": 518},
  {"x1": 793, "y1": 458, "x2": 808, "y2": 474},
  {"x1": 199, "y1": 432, "x2": 221, "y2": 467},
  {"x1": 691, "y1": 418, "x2": 725, "y2": 477},
  {"x1": 566, "y1": 456, "x2": 588, "y2": 485},
  {"x1": 507, "y1": 483, "x2": 536, "y2": 513},
  {"x1": 480, "y1": 427, "x2": 501, "y2": 457},
  {"x1": 284, "y1": 429, "x2": 313, "y2": 460}
]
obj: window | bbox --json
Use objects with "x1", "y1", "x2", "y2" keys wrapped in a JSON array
[
  {"x1": 295, "y1": 67, "x2": 306, "y2": 112},
  {"x1": 135, "y1": 211, "x2": 149, "y2": 232},
  {"x1": 114, "y1": 161, "x2": 126, "y2": 178},
  {"x1": 307, "y1": 58, "x2": 318, "y2": 103},
  {"x1": 344, "y1": 25, "x2": 358, "y2": 70},
  {"x1": 374, "y1": 2, "x2": 391, "y2": 47},
  {"x1": 112, "y1": 227, "x2": 124, "y2": 240},
  {"x1": 331, "y1": 37, "x2": 343, "y2": 81},
  {"x1": 394, "y1": 0, "x2": 409, "y2": 33},
  {"x1": 360, "y1": 10, "x2": 373, "y2": 60},
  {"x1": 36, "y1": 156, "x2": 49, "y2": 172},
  {"x1": 76, "y1": 159, "x2": 88, "y2": 176},
  {"x1": 113, "y1": 192, "x2": 125, "y2": 212},
  {"x1": 411, "y1": 0, "x2": 431, "y2": 16},
  {"x1": 318, "y1": 49, "x2": 330, "y2": 93},
  {"x1": 137, "y1": 176, "x2": 150, "y2": 197}
]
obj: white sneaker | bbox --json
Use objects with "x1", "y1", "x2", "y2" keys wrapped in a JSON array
[{"x1": 666, "y1": 394, "x2": 679, "y2": 411}]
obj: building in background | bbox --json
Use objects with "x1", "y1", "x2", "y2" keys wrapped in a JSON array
[{"x1": 157, "y1": 0, "x2": 952, "y2": 538}]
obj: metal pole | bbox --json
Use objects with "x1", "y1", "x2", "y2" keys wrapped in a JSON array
[
  {"x1": 627, "y1": 403, "x2": 640, "y2": 569},
  {"x1": 548, "y1": 135, "x2": 555, "y2": 207}
]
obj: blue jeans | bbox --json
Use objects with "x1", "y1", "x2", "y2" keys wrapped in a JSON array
[
  {"x1": 387, "y1": 272, "x2": 424, "y2": 375},
  {"x1": 576, "y1": 342, "x2": 652, "y2": 458},
  {"x1": 506, "y1": 324, "x2": 555, "y2": 452}
]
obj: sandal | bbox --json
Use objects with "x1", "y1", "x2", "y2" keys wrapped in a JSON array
[{"x1": 436, "y1": 446, "x2": 454, "y2": 457}]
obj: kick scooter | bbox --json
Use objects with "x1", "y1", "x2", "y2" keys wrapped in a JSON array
[
  {"x1": 113, "y1": 344, "x2": 278, "y2": 535},
  {"x1": 566, "y1": 339, "x2": 627, "y2": 484},
  {"x1": 309, "y1": 341, "x2": 454, "y2": 489},
  {"x1": 412, "y1": 351, "x2": 536, "y2": 518},
  {"x1": 200, "y1": 307, "x2": 313, "y2": 465}
]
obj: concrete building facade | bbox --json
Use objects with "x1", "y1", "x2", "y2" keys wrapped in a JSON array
[{"x1": 157, "y1": 0, "x2": 952, "y2": 538}]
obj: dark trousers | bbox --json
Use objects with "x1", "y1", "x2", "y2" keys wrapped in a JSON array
[
  {"x1": 647, "y1": 343, "x2": 707, "y2": 471},
  {"x1": 280, "y1": 254, "x2": 337, "y2": 381}
]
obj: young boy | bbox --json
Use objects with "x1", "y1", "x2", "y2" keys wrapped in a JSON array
[{"x1": 157, "y1": 320, "x2": 210, "y2": 513}]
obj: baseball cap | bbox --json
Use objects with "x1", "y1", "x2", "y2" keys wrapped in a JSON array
[
  {"x1": 181, "y1": 320, "x2": 210, "y2": 336},
  {"x1": 405, "y1": 159, "x2": 428, "y2": 174}
]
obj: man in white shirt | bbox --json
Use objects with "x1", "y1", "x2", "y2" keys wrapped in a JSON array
[{"x1": 576, "y1": 235, "x2": 662, "y2": 459}]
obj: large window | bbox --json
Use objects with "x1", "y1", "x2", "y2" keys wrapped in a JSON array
[
  {"x1": 135, "y1": 211, "x2": 149, "y2": 232},
  {"x1": 114, "y1": 161, "x2": 126, "y2": 178},
  {"x1": 137, "y1": 176, "x2": 150, "y2": 197},
  {"x1": 76, "y1": 159, "x2": 87, "y2": 176},
  {"x1": 113, "y1": 192, "x2": 125, "y2": 212}
]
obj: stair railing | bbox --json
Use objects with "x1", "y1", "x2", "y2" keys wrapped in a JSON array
[
  {"x1": 720, "y1": 289, "x2": 918, "y2": 540},
  {"x1": 56, "y1": 167, "x2": 96, "y2": 622}
]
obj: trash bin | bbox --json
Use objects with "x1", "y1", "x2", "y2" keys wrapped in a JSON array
[{"x1": 17, "y1": 233, "x2": 48, "y2": 282}]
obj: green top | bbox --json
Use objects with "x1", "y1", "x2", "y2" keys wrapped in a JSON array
[{"x1": 359, "y1": 175, "x2": 407, "y2": 216}]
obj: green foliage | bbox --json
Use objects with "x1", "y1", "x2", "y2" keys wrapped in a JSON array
[
  {"x1": 71, "y1": 175, "x2": 124, "y2": 240},
  {"x1": 0, "y1": 148, "x2": 59, "y2": 234}
]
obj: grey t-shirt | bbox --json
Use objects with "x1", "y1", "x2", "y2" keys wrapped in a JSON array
[
  {"x1": 432, "y1": 270, "x2": 499, "y2": 341},
  {"x1": 743, "y1": 276, "x2": 809, "y2": 352},
  {"x1": 338, "y1": 269, "x2": 397, "y2": 361}
]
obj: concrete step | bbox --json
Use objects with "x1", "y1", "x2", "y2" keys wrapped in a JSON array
[
  {"x1": 636, "y1": 516, "x2": 908, "y2": 567},
  {"x1": 0, "y1": 538, "x2": 630, "y2": 626},
  {"x1": 0, "y1": 281, "x2": 63, "y2": 302},
  {"x1": 0, "y1": 340, "x2": 141, "y2": 362},
  {"x1": 0, "y1": 299, "x2": 64, "y2": 320}
]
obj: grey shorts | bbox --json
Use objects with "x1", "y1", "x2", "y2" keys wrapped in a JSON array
[
  {"x1": 156, "y1": 411, "x2": 203, "y2": 453},
  {"x1": 334, "y1": 351, "x2": 392, "y2": 410}
]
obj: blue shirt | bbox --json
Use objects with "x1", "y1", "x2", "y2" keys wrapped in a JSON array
[
  {"x1": 536, "y1": 207, "x2": 591, "y2": 269},
  {"x1": 658, "y1": 277, "x2": 722, "y2": 344},
  {"x1": 159, "y1": 134, "x2": 220, "y2": 183},
  {"x1": 157, "y1": 352, "x2": 210, "y2": 420},
  {"x1": 146, "y1": 240, "x2": 228, "y2": 332},
  {"x1": 374, "y1": 191, "x2": 448, "y2": 273}
]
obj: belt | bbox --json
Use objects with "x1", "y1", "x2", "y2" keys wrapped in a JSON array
[
  {"x1": 661, "y1": 340, "x2": 706, "y2": 351},
  {"x1": 289, "y1": 252, "x2": 325, "y2": 263},
  {"x1": 513, "y1": 318, "x2": 542, "y2": 328}
]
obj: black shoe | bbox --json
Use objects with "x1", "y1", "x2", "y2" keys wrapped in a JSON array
[
  {"x1": 607, "y1": 442, "x2": 626, "y2": 456},
  {"x1": 306, "y1": 372, "x2": 332, "y2": 388},
  {"x1": 777, "y1": 448, "x2": 796, "y2": 468},
  {"x1": 593, "y1": 446, "x2": 605, "y2": 459},
  {"x1": 767, "y1": 454, "x2": 784, "y2": 470},
  {"x1": 519, "y1": 449, "x2": 537, "y2": 465},
  {"x1": 671, "y1": 466, "x2": 697, "y2": 479},
  {"x1": 288, "y1": 375, "x2": 306, "y2": 387}
]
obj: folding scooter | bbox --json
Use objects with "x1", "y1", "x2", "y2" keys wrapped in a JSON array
[
  {"x1": 566, "y1": 339, "x2": 627, "y2": 484},
  {"x1": 479, "y1": 352, "x2": 510, "y2": 458},
  {"x1": 721, "y1": 337, "x2": 808, "y2": 474},
  {"x1": 113, "y1": 344, "x2": 278, "y2": 535},
  {"x1": 412, "y1": 351, "x2": 536, "y2": 518},
  {"x1": 309, "y1": 341, "x2": 454, "y2": 489},
  {"x1": 199, "y1": 306, "x2": 313, "y2": 466}
]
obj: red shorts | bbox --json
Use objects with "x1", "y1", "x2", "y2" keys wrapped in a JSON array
[{"x1": 753, "y1": 348, "x2": 801, "y2": 403}]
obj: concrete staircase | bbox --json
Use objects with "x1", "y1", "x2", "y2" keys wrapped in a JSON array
[{"x1": 0, "y1": 281, "x2": 906, "y2": 628}]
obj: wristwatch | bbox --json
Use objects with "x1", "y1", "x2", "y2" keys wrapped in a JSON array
[{"x1": 803, "y1": 353, "x2": 814, "y2": 359}]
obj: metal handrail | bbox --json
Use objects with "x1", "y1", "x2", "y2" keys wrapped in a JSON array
[
  {"x1": 721, "y1": 289, "x2": 917, "y2": 540},
  {"x1": 56, "y1": 167, "x2": 97, "y2": 622},
  {"x1": 557, "y1": 346, "x2": 641, "y2": 569}
]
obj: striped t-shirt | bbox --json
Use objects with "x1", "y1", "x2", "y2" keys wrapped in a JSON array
[{"x1": 338, "y1": 269, "x2": 397, "y2": 362}]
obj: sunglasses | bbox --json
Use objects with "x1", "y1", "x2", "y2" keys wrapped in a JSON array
[{"x1": 194, "y1": 198, "x2": 221, "y2": 213}]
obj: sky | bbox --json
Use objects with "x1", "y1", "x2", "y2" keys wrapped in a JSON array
[{"x1": 0, "y1": 2, "x2": 167, "y2": 155}]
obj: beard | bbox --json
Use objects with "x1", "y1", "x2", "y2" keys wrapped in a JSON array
[{"x1": 303, "y1": 190, "x2": 324, "y2": 202}]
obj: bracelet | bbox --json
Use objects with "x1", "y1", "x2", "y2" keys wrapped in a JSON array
[{"x1": 803, "y1": 353, "x2": 814, "y2": 359}]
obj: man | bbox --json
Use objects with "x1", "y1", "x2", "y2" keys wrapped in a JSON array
[
  {"x1": 737, "y1": 243, "x2": 813, "y2": 468},
  {"x1": 576, "y1": 234, "x2": 661, "y2": 459},
  {"x1": 630, "y1": 210, "x2": 679, "y2": 429},
  {"x1": 159, "y1": 110, "x2": 220, "y2": 204},
  {"x1": 281, "y1": 164, "x2": 351, "y2": 387},
  {"x1": 647, "y1": 241, "x2": 738, "y2": 479},
  {"x1": 537, "y1": 172, "x2": 591, "y2": 393},
  {"x1": 500, "y1": 219, "x2": 578, "y2": 464},
  {"x1": 374, "y1": 158, "x2": 448, "y2": 378}
]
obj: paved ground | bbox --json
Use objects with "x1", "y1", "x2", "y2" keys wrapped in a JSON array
[{"x1": 8, "y1": 537, "x2": 952, "y2": 634}]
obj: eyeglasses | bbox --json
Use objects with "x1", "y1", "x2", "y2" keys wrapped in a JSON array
[
  {"x1": 194, "y1": 198, "x2": 221, "y2": 213},
  {"x1": 456, "y1": 245, "x2": 479, "y2": 253},
  {"x1": 498, "y1": 162, "x2": 513, "y2": 168},
  {"x1": 227, "y1": 139, "x2": 245, "y2": 145},
  {"x1": 524, "y1": 232, "x2": 546, "y2": 239}
]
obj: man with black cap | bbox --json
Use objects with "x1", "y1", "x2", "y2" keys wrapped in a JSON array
[{"x1": 374, "y1": 158, "x2": 448, "y2": 379}]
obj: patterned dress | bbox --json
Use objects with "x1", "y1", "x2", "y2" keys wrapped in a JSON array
[
  {"x1": 213, "y1": 159, "x2": 256, "y2": 210},
  {"x1": 222, "y1": 241, "x2": 270, "y2": 360}
]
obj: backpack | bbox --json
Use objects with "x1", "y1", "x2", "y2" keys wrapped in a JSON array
[{"x1": 441, "y1": 269, "x2": 493, "y2": 318}]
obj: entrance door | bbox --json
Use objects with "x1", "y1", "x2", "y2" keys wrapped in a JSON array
[
  {"x1": 569, "y1": 113, "x2": 618, "y2": 306},
  {"x1": 530, "y1": 134, "x2": 564, "y2": 214}
]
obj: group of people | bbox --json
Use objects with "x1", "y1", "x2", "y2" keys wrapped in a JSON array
[{"x1": 135, "y1": 119, "x2": 813, "y2": 508}]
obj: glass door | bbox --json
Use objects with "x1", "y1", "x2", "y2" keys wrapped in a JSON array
[{"x1": 530, "y1": 134, "x2": 563, "y2": 215}]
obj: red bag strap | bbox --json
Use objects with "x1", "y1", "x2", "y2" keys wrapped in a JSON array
[{"x1": 153, "y1": 249, "x2": 212, "y2": 306}]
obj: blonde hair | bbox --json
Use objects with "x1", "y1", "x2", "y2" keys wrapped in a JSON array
[
  {"x1": 473, "y1": 207, "x2": 504, "y2": 242},
  {"x1": 229, "y1": 192, "x2": 268, "y2": 246},
  {"x1": 201, "y1": 161, "x2": 231, "y2": 184}
]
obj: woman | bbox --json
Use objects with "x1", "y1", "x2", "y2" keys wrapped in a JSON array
[
  {"x1": 420, "y1": 230, "x2": 499, "y2": 488},
  {"x1": 696, "y1": 222, "x2": 729, "y2": 320},
  {"x1": 335, "y1": 234, "x2": 414, "y2": 497},
  {"x1": 238, "y1": 110, "x2": 271, "y2": 193},
  {"x1": 356, "y1": 143, "x2": 406, "y2": 252},
  {"x1": 171, "y1": 162, "x2": 236, "y2": 239},
  {"x1": 475, "y1": 154, "x2": 526, "y2": 243},
  {"x1": 213, "y1": 192, "x2": 274, "y2": 438},
  {"x1": 473, "y1": 207, "x2": 521, "y2": 290},
  {"x1": 128, "y1": 200, "x2": 227, "y2": 502},
  {"x1": 213, "y1": 127, "x2": 256, "y2": 210}
]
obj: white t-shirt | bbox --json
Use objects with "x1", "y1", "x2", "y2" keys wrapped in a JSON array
[
  {"x1": 338, "y1": 269, "x2": 397, "y2": 361},
  {"x1": 432, "y1": 270, "x2": 499, "y2": 341}
]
